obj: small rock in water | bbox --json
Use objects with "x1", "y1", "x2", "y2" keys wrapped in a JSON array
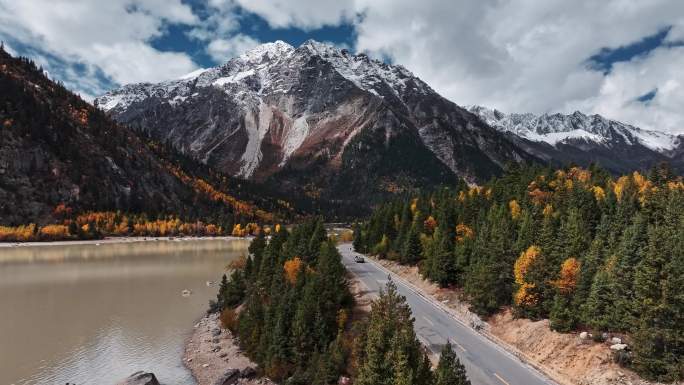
[
  {"x1": 211, "y1": 328, "x2": 221, "y2": 336},
  {"x1": 181, "y1": 289, "x2": 192, "y2": 297},
  {"x1": 206, "y1": 281, "x2": 215, "y2": 287},
  {"x1": 202, "y1": 363, "x2": 210, "y2": 368},
  {"x1": 219, "y1": 352, "x2": 228, "y2": 358},
  {"x1": 116, "y1": 371, "x2": 160, "y2": 385},
  {"x1": 212, "y1": 337, "x2": 220, "y2": 344}
]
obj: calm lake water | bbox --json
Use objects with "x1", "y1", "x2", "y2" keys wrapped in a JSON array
[{"x1": 0, "y1": 238, "x2": 250, "y2": 385}]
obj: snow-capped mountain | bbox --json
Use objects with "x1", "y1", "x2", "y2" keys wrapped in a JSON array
[
  {"x1": 468, "y1": 106, "x2": 678, "y2": 152},
  {"x1": 468, "y1": 106, "x2": 683, "y2": 173},
  {"x1": 96, "y1": 40, "x2": 536, "y2": 211}
]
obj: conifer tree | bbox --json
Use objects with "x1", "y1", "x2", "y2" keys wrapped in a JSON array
[
  {"x1": 355, "y1": 279, "x2": 432, "y2": 385},
  {"x1": 401, "y1": 218, "x2": 423, "y2": 265},
  {"x1": 435, "y1": 341, "x2": 471, "y2": 385}
]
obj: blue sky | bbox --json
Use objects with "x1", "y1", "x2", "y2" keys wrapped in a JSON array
[
  {"x1": 1, "y1": 1, "x2": 683, "y2": 134},
  {"x1": 150, "y1": 3, "x2": 357, "y2": 70}
]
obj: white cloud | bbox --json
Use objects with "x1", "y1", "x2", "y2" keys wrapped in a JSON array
[
  {"x1": 2, "y1": 0, "x2": 683, "y2": 134},
  {"x1": 0, "y1": 0, "x2": 200, "y2": 97},
  {"x1": 233, "y1": 0, "x2": 354, "y2": 30},
  {"x1": 350, "y1": 0, "x2": 684, "y2": 134},
  {"x1": 224, "y1": 0, "x2": 684, "y2": 133},
  {"x1": 577, "y1": 46, "x2": 684, "y2": 134},
  {"x1": 206, "y1": 34, "x2": 261, "y2": 62}
]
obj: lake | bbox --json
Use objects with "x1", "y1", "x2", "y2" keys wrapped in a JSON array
[{"x1": 0, "y1": 238, "x2": 250, "y2": 385}]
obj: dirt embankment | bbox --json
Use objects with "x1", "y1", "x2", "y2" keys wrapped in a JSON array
[
  {"x1": 184, "y1": 313, "x2": 276, "y2": 385},
  {"x1": 371, "y1": 257, "x2": 676, "y2": 385}
]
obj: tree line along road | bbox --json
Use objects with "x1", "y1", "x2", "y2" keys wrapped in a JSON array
[{"x1": 338, "y1": 243, "x2": 556, "y2": 385}]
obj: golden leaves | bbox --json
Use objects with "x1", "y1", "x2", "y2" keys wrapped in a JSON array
[
  {"x1": 509, "y1": 199, "x2": 521, "y2": 220},
  {"x1": 455, "y1": 223, "x2": 474, "y2": 243},
  {"x1": 591, "y1": 186, "x2": 606, "y2": 202},
  {"x1": 513, "y1": 245, "x2": 541, "y2": 307},
  {"x1": 551, "y1": 258, "x2": 581, "y2": 294},
  {"x1": 283, "y1": 257, "x2": 303, "y2": 285},
  {"x1": 424, "y1": 216, "x2": 437, "y2": 233},
  {"x1": 514, "y1": 245, "x2": 540, "y2": 285}
]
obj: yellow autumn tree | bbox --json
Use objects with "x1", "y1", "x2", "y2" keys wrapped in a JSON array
[
  {"x1": 591, "y1": 186, "x2": 606, "y2": 202},
  {"x1": 457, "y1": 190, "x2": 466, "y2": 202},
  {"x1": 423, "y1": 216, "x2": 437, "y2": 233},
  {"x1": 455, "y1": 223, "x2": 474, "y2": 243},
  {"x1": 513, "y1": 245, "x2": 541, "y2": 307},
  {"x1": 283, "y1": 257, "x2": 303, "y2": 285},
  {"x1": 552, "y1": 258, "x2": 581, "y2": 294},
  {"x1": 509, "y1": 199, "x2": 521, "y2": 220},
  {"x1": 613, "y1": 175, "x2": 630, "y2": 201}
]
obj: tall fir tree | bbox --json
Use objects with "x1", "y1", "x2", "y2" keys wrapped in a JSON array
[{"x1": 434, "y1": 341, "x2": 471, "y2": 385}]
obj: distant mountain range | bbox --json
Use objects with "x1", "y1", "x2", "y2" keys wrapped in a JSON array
[
  {"x1": 468, "y1": 106, "x2": 683, "y2": 173},
  {"x1": 0, "y1": 46, "x2": 288, "y2": 225}
]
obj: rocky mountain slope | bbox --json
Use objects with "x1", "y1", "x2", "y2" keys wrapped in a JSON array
[
  {"x1": 469, "y1": 106, "x2": 684, "y2": 173},
  {"x1": 0, "y1": 46, "x2": 283, "y2": 225},
  {"x1": 96, "y1": 40, "x2": 538, "y2": 214}
]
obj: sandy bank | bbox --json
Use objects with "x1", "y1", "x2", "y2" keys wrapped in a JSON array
[
  {"x1": 0, "y1": 236, "x2": 249, "y2": 248},
  {"x1": 183, "y1": 313, "x2": 275, "y2": 385}
]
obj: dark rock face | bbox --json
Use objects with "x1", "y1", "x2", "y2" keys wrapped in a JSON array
[
  {"x1": 116, "y1": 371, "x2": 160, "y2": 385},
  {"x1": 213, "y1": 368, "x2": 240, "y2": 385},
  {"x1": 97, "y1": 40, "x2": 539, "y2": 215},
  {"x1": 240, "y1": 367, "x2": 257, "y2": 379}
]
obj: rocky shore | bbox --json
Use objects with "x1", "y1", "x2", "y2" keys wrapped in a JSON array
[{"x1": 183, "y1": 313, "x2": 276, "y2": 385}]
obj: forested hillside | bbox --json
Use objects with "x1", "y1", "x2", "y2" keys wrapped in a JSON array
[
  {"x1": 354, "y1": 164, "x2": 684, "y2": 381},
  {"x1": 213, "y1": 219, "x2": 471, "y2": 385},
  {"x1": 0, "y1": 46, "x2": 292, "y2": 238}
]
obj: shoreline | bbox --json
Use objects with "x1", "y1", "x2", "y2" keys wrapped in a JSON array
[
  {"x1": 183, "y1": 312, "x2": 275, "y2": 385},
  {"x1": 0, "y1": 235, "x2": 250, "y2": 248}
]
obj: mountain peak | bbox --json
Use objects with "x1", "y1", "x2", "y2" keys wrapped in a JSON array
[{"x1": 238, "y1": 40, "x2": 294, "y2": 63}]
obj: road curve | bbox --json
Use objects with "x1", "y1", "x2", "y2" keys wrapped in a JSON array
[{"x1": 339, "y1": 244, "x2": 555, "y2": 385}]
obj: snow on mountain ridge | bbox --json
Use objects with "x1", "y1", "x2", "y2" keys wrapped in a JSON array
[{"x1": 468, "y1": 105, "x2": 677, "y2": 152}]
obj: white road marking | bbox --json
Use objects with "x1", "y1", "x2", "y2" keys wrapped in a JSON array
[{"x1": 494, "y1": 373, "x2": 511, "y2": 385}]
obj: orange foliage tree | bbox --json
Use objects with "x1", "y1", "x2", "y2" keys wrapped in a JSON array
[
  {"x1": 283, "y1": 257, "x2": 303, "y2": 285},
  {"x1": 513, "y1": 245, "x2": 541, "y2": 307}
]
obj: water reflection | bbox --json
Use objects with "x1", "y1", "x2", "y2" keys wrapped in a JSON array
[{"x1": 0, "y1": 238, "x2": 249, "y2": 385}]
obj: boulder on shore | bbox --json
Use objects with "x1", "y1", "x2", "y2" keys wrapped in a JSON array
[
  {"x1": 116, "y1": 371, "x2": 160, "y2": 385},
  {"x1": 213, "y1": 368, "x2": 240, "y2": 385},
  {"x1": 240, "y1": 367, "x2": 257, "y2": 378}
]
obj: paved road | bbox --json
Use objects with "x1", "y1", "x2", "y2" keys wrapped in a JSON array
[{"x1": 339, "y1": 244, "x2": 554, "y2": 385}]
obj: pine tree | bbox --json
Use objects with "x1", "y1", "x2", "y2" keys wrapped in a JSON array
[
  {"x1": 631, "y1": 194, "x2": 684, "y2": 381},
  {"x1": 249, "y1": 231, "x2": 267, "y2": 258},
  {"x1": 435, "y1": 341, "x2": 471, "y2": 385},
  {"x1": 581, "y1": 258, "x2": 616, "y2": 333},
  {"x1": 355, "y1": 279, "x2": 431, "y2": 385},
  {"x1": 401, "y1": 218, "x2": 423, "y2": 265}
]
